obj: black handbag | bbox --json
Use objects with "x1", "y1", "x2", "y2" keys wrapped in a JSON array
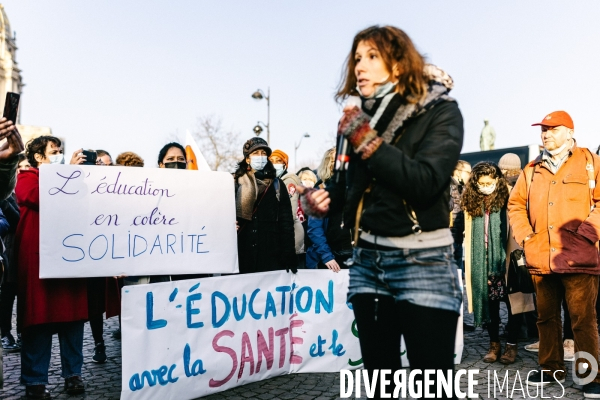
[{"x1": 507, "y1": 249, "x2": 534, "y2": 294}]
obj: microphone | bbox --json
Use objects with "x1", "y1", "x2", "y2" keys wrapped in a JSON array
[{"x1": 334, "y1": 97, "x2": 361, "y2": 182}]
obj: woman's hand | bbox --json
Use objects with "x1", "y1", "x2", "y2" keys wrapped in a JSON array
[
  {"x1": 325, "y1": 259, "x2": 341, "y2": 273},
  {"x1": 70, "y1": 148, "x2": 86, "y2": 165},
  {"x1": 235, "y1": 220, "x2": 239, "y2": 231},
  {"x1": 338, "y1": 107, "x2": 377, "y2": 152}
]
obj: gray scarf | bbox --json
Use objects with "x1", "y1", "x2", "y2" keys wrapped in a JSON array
[
  {"x1": 363, "y1": 64, "x2": 455, "y2": 144},
  {"x1": 235, "y1": 170, "x2": 273, "y2": 220},
  {"x1": 236, "y1": 171, "x2": 258, "y2": 220}
]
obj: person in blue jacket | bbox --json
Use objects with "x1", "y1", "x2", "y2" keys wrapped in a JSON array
[{"x1": 306, "y1": 148, "x2": 352, "y2": 271}]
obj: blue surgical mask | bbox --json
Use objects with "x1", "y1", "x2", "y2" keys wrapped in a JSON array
[
  {"x1": 49, "y1": 154, "x2": 64, "y2": 164},
  {"x1": 250, "y1": 156, "x2": 268, "y2": 171},
  {"x1": 273, "y1": 163, "x2": 285, "y2": 177}
]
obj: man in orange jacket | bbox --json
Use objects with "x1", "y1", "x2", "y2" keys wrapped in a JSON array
[{"x1": 508, "y1": 111, "x2": 600, "y2": 398}]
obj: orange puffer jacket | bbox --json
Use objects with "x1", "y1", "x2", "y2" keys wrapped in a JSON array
[{"x1": 508, "y1": 146, "x2": 600, "y2": 275}]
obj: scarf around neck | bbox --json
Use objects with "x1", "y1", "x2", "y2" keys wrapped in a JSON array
[
  {"x1": 361, "y1": 64, "x2": 455, "y2": 144},
  {"x1": 470, "y1": 207, "x2": 507, "y2": 326},
  {"x1": 235, "y1": 170, "x2": 273, "y2": 220}
]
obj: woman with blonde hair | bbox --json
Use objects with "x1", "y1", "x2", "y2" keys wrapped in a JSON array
[
  {"x1": 297, "y1": 169, "x2": 317, "y2": 188},
  {"x1": 306, "y1": 147, "x2": 352, "y2": 271},
  {"x1": 315, "y1": 148, "x2": 335, "y2": 187}
]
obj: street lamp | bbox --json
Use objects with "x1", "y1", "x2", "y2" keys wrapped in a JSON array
[
  {"x1": 294, "y1": 133, "x2": 310, "y2": 171},
  {"x1": 251, "y1": 87, "x2": 270, "y2": 144},
  {"x1": 253, "y1": 123, "x2": 264, "y2": 136}
]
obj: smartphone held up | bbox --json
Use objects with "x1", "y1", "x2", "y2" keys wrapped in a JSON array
[{"x1": 3, "y1": 92, "x2": 19, "y2": 125}]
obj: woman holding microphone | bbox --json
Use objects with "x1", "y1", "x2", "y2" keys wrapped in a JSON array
[{"x1": 300, "y1": 25, "x2": 463, "y2": 397}]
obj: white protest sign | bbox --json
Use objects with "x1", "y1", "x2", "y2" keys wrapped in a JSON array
[
  {"x1": 120, "y1": 270, "x2": 463, "y2": 400},
  {"x1": 39, "y1": 165, "x2": 238, "y2": 277}
]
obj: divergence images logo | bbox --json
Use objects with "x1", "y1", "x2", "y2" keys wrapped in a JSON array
[{"x1": 573, "y1": 351, "x2": 599, "y2": 386}]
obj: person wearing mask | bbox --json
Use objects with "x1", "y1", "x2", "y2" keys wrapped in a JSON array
[
  {"x1": 17, "y1": 136, "x2": 88, "y2": 398},
  {"x1": 234, "y1": 138, "x2": 296, "y2": 274},
  {"x1": 306, "y1": 148, "x2": 353, "y2": 272},
  {"x1": 296, "y1": 168, "x2": 317, "y2": 250},
  {"x1": 157, "y1": 142, "x2": 210, "y2": 280},
  {"x1": 158, "y1": 142, "x2": 187, "y2": 169},
  {"x1": 269, "y1": 149, "x2": 305, "y2": 269},
  {"x1": 508, "y1": 111, "x2": 600, "y2": 395},
  {"x1": 297, "y1": 168, "x2": 317, "y2": 189},
  {"x1": 462, "y1": 162, "x2": 521, "y2": 364},
  {"x1": 297, "y1": 26, "x2": 463, "y2": 397}
]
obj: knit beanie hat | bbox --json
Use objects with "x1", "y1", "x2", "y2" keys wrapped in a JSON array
[
  {"x1": 243, "y1": 137, "x2": 271, "y2": 158},
  {"x1": 498, "y1": 153, "x2": 521, "y2": 170},
  {"x1": 270, "y1": 149, "x2": 289, "y2": 168}
]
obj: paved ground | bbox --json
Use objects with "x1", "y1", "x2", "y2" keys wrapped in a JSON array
[{"x1": 0, "y1": 303, "x2": 591, "y2": 399}]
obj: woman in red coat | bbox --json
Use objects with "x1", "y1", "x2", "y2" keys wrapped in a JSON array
[{"x1": 17, "y1": 136, "x2": 88, "y2": 399}]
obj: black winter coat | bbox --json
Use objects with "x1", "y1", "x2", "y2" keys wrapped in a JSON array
[
  {"x1": 237, "y1": 178, "x2": 297, "y2": 273},
  {"x1": 328, "y1": 100, "x2": 464, "y2": 237}
]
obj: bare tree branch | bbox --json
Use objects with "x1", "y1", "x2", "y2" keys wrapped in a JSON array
[{"x1": 192, "y1": 115, "x2": 241, "y2": 172}]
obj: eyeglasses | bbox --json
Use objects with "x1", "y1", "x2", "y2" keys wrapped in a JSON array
[{"x1": 477, "y1": 181, "x2": 496, "y2": 187}]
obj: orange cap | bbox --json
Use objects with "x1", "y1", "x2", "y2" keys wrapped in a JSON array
[
  {"x1": 531, "y1": 111, "x2": 574, "y2": 129},
  {"x1": 270, "y1": 149, "x2": 289, "y2": 168}
]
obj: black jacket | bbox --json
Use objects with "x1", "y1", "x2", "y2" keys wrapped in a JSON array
[
  {"x1": 328, "y1": 100, "x2": 464, "y2": 237},
  {"x1": 237, "y1": 178, "x2": 297, "y2": 273}
]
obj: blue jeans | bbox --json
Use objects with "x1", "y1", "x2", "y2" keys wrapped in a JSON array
[
  {"x1": 348, "y1": 244, "x2": 462, "y2": 314},
  {"x1": 21, "y1": 321, "x2": 84, "y2": 386}
]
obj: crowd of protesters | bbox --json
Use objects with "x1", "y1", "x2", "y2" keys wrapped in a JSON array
[
  {"x1": 0, "y1": 130, "x2": 356, "y2": 398},
  {"x1": 448, "y1": 109, "x2": 600, "y2": 397},
  {"x1": 2, "y1": 23, "x2": 600, "y2": 400}
]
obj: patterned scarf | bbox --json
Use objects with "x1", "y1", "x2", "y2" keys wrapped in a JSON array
[
  {"x1": 470, "y1": 207, "x2": 507, "y2": 326},
  {"x1": 362, "y1": 64, "x2": 455, "y2": 144}
]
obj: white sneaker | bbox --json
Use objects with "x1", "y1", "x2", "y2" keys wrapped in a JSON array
[
  {"x1": 525, "y1": 341, "x2": 539, "y2": 352},
  {"x1": 564, "y1": 339, "x2": 575, "y2": 362}
]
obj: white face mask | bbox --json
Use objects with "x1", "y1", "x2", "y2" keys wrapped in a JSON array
[
  {"x1": 249, "y1": 155, "x2": 268, "y2": 171},
  {"x1": 49, "y1": 154, "x2": 65, "y2": 164},
  {"x1": 301, "y1": 180, "x2": 315, "y2": 188},
  {"x1": 273, "y1": 163, "x2": 285, "y2": 177},
  {"x1": 478, "y1": 183, "x2": 496, "y2": 196}
]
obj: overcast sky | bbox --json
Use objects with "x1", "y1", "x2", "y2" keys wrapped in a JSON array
[{"x1": 5, "y1": 1, "x2": 600, "y2": 168}]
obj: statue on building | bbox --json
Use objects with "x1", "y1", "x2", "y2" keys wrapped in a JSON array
[
  {"x1": 480, "y1": 119, "x2": 496, "y2": 151},
  {"x1": 0, "y1": 5, "x2": 51, "y2": 143},
  {"x1": 0, "y1": 5, "x2": 23, "y2": 109}
]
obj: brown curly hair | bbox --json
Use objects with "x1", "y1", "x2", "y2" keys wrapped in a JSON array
[
  {"x1": 336, "y1": 25, "x2": 427, "y2": 104},
  {"x1": 115, "y1": 152, "x2": 144, "y2": 167},
  {"x1": 461, "y1": 162, "x2": 509, "y2": 217}
]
